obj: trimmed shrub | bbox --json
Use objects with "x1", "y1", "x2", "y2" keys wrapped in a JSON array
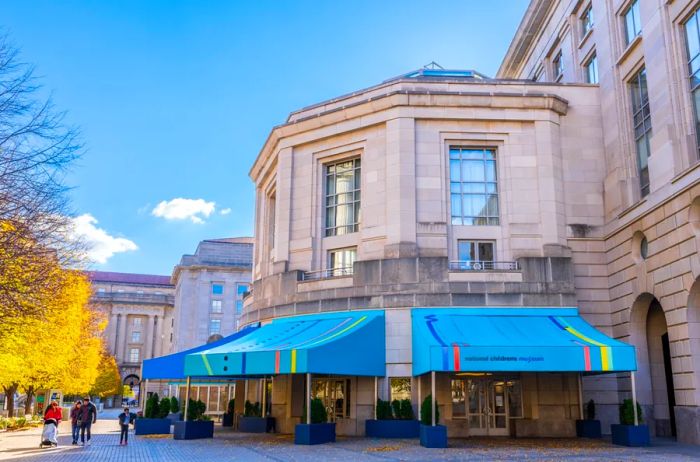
[
  {"x1": 376, "y1": 398, "x2": 392, "y2": 420},
  {"x1": 170, "y1": 397, "x2": 179, "y2": 414},
  {"x1": 420, "y1": 395, "x2": 439, "y2": 425},
  {"x1": 226, "y1": 398, "x2": 235, "y2": 414},
  {"x1": 186, "y1": 399, "x2": 207, "y2": 421},
  {"x1": 145, "y1": 393, "x2": 160, "y2": 419},
  {"x1": 301, "y1": 398, "x2": 328, "y2": 424},
  {"x1": 586, "y1": 399, "x2": 596, "y2": 420},
  {"x1": 619, "y1": 399, "x2": 643, "y2": 425},
  {"x1": 158, "y1": 397, "x2": 171, "y2": 418},
  {"x1": 399, "y1": 399, "x2": 414, "y2": 420},
  {"x1": 244, "y1": 400, "x2": 261, "y2": 417}
]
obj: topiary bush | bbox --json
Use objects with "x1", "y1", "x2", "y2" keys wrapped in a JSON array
[
  {"x1": 158, "y1": 397, "x2": 171, "y2": 418},
  {"x1": 391, "y1": 400, "x2": 401, "y2": 419},
  {"x1": 186, "y1": 399, "x2": 207, "y2": 421},
  {"x1": 420, "y1": 395, "x2": 439, "y2": 425},
  {"x1": 145, "y1": 393, "x2": 160, "y2": 418},
  {"x1": 170, "y1": 397, "x2": 179, "y2": 414},
  {"x1": 619, "y1": 399, "x2": 643, "y2": 425},
  {"x1": 376, "y1": 398, "x2": 392, "y2": 420},
  {"x1": 244, "y1": 400, "x2": 261, "y2": 417},
  {"x1": 226, "y1": 398, "x2": 235, "y2": 415},
  {"x1": 586, "y1": 399, "x2": 596, "y2": 420},
  {"x1": 301, "y1": 397, "x2": 328, "y2": 424},
  {"x1": 399, "y1": 399, "x2": 414, "y2": 420}
]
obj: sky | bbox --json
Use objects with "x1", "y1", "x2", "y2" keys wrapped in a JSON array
[{"x1": 2, "y1": 0, "x2": 529, "y2": 275}]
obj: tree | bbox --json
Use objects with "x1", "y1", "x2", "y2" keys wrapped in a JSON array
[{"x1": 89, "y1": 354, "x2": 121, "y2": 399}]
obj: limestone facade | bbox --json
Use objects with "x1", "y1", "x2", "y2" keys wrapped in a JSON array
[
  {"x1": 89, "y1": 271, "x2": 175, "y2": 395},
  {"x1": 499, "y1": 0, "x2": 700, "y2": 444}
]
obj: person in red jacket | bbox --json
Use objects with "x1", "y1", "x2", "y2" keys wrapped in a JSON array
[{"x1": 44, "y1": 401, "x2": 62, "y2": 423}]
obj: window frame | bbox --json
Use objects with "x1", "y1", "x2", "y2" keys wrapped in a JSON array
[
  {"x1": 448, "y1": 147, "x2": 500, "y2": 226},
  {"x1": 211, "y1": 283, "x2": 224, "y2": 296},
  {"x1": 129, "y1": 348, "x2": 140, "y2": 363},
  {"x1": 211, "y1": 299, "x2": 223, "y2": 314},
  {"x1": 584, "y1": 52, "x2": 599, "y2": 84},
  {"x1": 580, "y1": 4, "x2": 594, "y2": 39},
  {"x1": 209, "y1": 318, "x2": 222, "y2": 336},
  {"x1": 133, "y1": 317, "x2": 142, "y2": 327},
  {"x1": 683, "y1": 7, "x2": 700, "y2": 158},
  {"x1": 324, "y1": 157, "x2": 361, "y2": 237},
  {"x1": 389, "y1": 377, "x2": 412, "y2": 402},
  {"x1": 623, "y1": 0, "x2": 642, "y2": 46},
  {"x1": 628, "y1": 66, "x2": 652, "y2": 197},
  {"x1": 328, "y1": 246, "x2": 357, "y2": 277},
  {"x1": 553, "y1": 50, "x2": 564, "y2": 81},
  {"x1": 131, "y1": 331, "x2": 141, "y2": 343}
]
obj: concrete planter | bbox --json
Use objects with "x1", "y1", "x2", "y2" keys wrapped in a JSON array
[
  {"x1": 419, "y1": 424, "x2": 447, "y2": 448},
  {"x1": 239, "y1": 416, "x2": 267, "y2": 433},
  {"x1": 134, "y1": 418, "x2": 171, "y2": 435},
  {"x1": 294, "y1": 423, "x2": 336, "y2": 445},
  {"x1": 365, "y1": 419, "x2": 420, "y2": 438},
  {"x1": 611, "y1": 424, "x2": 650, "y2": 447},
  {"x1": 575, "y1": 420, "x2": 602, "y2": 438},
  {"x1": 173, "y1": 420, "x2": 214, "y2": 440}
]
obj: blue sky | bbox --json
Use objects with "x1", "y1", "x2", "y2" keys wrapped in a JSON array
[{"x1": 3, "y1": 0, "x2": 528, "y2": 275}]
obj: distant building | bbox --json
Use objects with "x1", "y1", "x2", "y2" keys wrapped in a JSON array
[
  {"x1": 89, "y1": 271, "x2": 175, "y2": 400},
  {"x1": 171, "y1": 237, "x2": 253, "y2": 352}
]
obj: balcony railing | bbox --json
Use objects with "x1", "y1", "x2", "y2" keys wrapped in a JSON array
[
  {"x1": 93, "y1": 291, "x2": 175, "y2": 304},
  {"x1": 448, "y1": 260, "x2": 520, "y2": 271},
  {"x1": 301, "y1": 266, "x2": 354, "y2": 281}
]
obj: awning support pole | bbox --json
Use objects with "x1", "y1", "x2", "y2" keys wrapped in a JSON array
[
  {"x1": 631, "y1": 371, "x2": 638, "y2": 426},
  {"x1": 184, "y1": 376, "x2": 191, "y2": 422},
  {"x1": 373, "y1": 376, "x2": 378, "y2": 419},
  {"x1": 244, "y1": 380, "x2": 249, "y2": 405},
  {"x1": 578, "y1": 373, "x2": 584, "y2": 420},
  {"x1": 142, "y1": 379, "x2": 149, "y2": 410},
  {"x1": 306, "y1": 373, "x2": 311, "y2": 425},
  {"x1": 261, "y1": 377, "x2": 267, "y2": 417},
  {"x1": 417, "y1": 376, "x2": 421, "y2": 413},
  {"x1": 431, "y1": 371, "x2": 436, "y2": 427}
]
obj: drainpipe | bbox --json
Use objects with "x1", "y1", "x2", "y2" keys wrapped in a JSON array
[
  {"x1": 431, "y1": 371, "x2": 436, "y2": 427},
  {"x1": 631, "y1": 372, "x2": 638, "y2": 426}
]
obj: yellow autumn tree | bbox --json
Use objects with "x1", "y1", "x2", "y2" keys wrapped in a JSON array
[{"x1": 89, "y1": 353, "x2": 121, "y2": 399}]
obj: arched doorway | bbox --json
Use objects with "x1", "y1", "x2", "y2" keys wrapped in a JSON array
[
  {"x1": 630, "y1": 294, "x2": 676, "y2": 437},
  {"x1": 123, "y1": 374, "x2": 141, "y2": 406}
]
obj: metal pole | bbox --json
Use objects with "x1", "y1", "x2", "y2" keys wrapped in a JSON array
[
  {"x1": 142, "y1": 379, "x2": 149, "y2": 410},
  {"x1": 374, "y1": 377, "x2": 378, "y2": 419},
  {"x1": 631, "y1": 372, "x2": 639, "y2": 426},
  {"x1": 578, "y1": 374, "x2": 584, "y2": 420},
  {"x1": 306, "y1": 373, "x2": 311, "y2": 425},
  {"x1": 207, "y1": 386, "x2": 211, "y2": 414},
  {"x1": 184, "y1": 376, "x2": 191, "y2": 422},
  {"x1": 417, "y1": 375, "x2": 421, "y2": 411},
  {"x1": 217, "y1": 386, "x2": 221, "y2": 413},
  {"x1": 244, "y1": 380, "x2": 249, "y2": 405},
  {"x1": 261, "y1": 377, "x2": 267, "y2": 417},
  {"x1": 431, "y1": 371, "x2": 436, "y2": 427}
]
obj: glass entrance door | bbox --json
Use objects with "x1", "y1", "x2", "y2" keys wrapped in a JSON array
[
  {"x1": 311, "y1": 378, "x2": 347, "y2": 422},
  {"x1": 464, "y1": 378, "x2": 509, "y2": 436}
]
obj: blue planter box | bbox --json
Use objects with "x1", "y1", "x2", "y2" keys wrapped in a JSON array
[
  {"x1": 239, "y1": 416, "x2": 267, "y2": 433},
  {"x1": 173, "y1": 420, "x2": 214, "y2": 440},
  {"x1": 134, "y1": 418, "x2": 171, "y2": 435},
  {"x1": 366, "y1": 419, "x2": 420, "y2": 438},
  {"x1": 576, "y1": 420, "x2": 602, "y2": 438},
  {"x1": 167, "y1": 412, "x2": 182, "y2": 424},
  {"x1": 294, "y1": 423, "x2": 336, "y2": 445},
  {"x1": 419, "y1": 424, "x2": 447, "y2": 448},
  {"x1": 611, "y1": 424, "x2": 649, "y2": 447}
]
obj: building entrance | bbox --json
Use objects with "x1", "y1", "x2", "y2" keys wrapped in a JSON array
[
  {"x1": 452, "y1": 375, "x2": 522, "y2": 436},
  {"x1": 311, "y1": 378, "x2": 349, "y2": 422}
]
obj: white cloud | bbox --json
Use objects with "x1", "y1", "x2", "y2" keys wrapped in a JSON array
[
  {"x1": 151, "y1": 198, "x2": 216, "y2": 224},
  {"x1": 220, "y1": 207, "x2": 231, "y2": 216},
  {"x1": 71, "y1": 214, "x2": 138, "y2": 264}
]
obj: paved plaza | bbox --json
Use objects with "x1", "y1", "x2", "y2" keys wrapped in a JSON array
[{"x1": 1, "y1": 414, "x2": 699, "y2": 462}]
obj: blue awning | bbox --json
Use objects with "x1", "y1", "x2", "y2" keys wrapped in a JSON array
[
  {"x1": 184, "y1": 310, "x2": 385, "y2": 377},
  {"x1": 142, "y1": 324, "x2": 259, "y2": 380},
  {"x1": 412, "y1": 308, "x2": 636, "y2": 376}
]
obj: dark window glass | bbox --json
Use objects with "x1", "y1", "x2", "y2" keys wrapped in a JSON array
[
  {"x1": 629, "y1": 67, "x2": 651, "y2": 196},
  {"x1": 624, "y1": 0, "x2": 642, "y2": 45},
  {"x1": 684, "y1": 9, "x2": 700, "y2": 157},
  {"x1": 581, "y1": 5, "x2": 594, "y2": 38},
  {"x1": 585, "y1": 53, "x2": 598, "y2": 84}
]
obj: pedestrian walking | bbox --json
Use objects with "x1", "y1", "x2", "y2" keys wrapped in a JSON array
[
  {"x1": 70, "y1": 401, "x2": 82, "y2": 445},
  {"x1": 41, "y1": 401, "x2": 62, "y2": 447},
  {"x1": 78, "y1": 396, "x2": 97, "y2": 446},
  {"x1": 118, "y1": 407, "x2": 136, "y2": 445}
]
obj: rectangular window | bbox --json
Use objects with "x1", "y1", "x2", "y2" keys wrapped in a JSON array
[
  {"x1": 209, "y1": 319, "x2": 221, "y2": 335},
  {"x1": 133, "y1": 317, "x2": 142, "y2": 327},
  {"x1": 684, "y1": 8, "x2": 700, "y2": 157},
  {"x1": 449, "y1": 147, "x2": 499, "y2": 226},
  {"x1": 131, "y1": 331, "x2": 141, "y2": 343},
  {"x1": 457, "y1": 240, "x2": 495, "y2": 269},
  {"x1": 581, "y1": 4, "x2": 593, "y2": 38},
  {"x1": 629, "y1": 67, "x2": 652, "y2": 196},
  {"x1": 325, "y1": 158, "x2": 361, "y2": 236},
  {"x1": 235, "y1": 300, "x2": 243, "y2": 314},
  {"x1": 211, "y1": 299, "x2": 223, "y2": 313},
  {"x1": 553, "y1": 51, "x2": 564, "y2": 80},
  {"x1": 329, "y1": 247, "x2": 357, "y2": 277},
  {"x1": 212, "y1": 283, "x2": 224, "y2": 295},
  {"x1": 389, "y1": 378, "x2": 411, "y2": 402},
  {"x1": 624, "y1": 0, "x2": 641, "y2": 45},
  {"x1": 585, "y1": 53, "x2": 598, "y2": 84},
  {"x1": 236, "y1": 284, "x2": 250, "y2": 298},
  {"x1": 129, "y1": 348, "x2": 140, "y2": 363},
  {"x1": 451, "y1": 379, "x2": 466, "y2": 419},
  {"x1": 97, "y1": 288, "x2": 106, "y2": 294}
]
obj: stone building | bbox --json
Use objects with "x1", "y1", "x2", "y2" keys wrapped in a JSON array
[
  {"x1": 89, "y1": 271, "x2": 175, "y2": 400},
  {"x1": 498, "y1": 0, "x2": 700, "y2": 444},
  {"x1": 171, "y1": 238, "x2": 253, "y2": 352}
]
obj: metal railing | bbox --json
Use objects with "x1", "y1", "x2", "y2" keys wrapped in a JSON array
[
  {"x1": 301, "y1": 266, "x2": 354, "y2": 281},
  {"x1": 93, "y1": 291, "x2": 175, "y2": 304},
  {"x1": 448, "y1": 260, "x2": 520, "y2": 271}
]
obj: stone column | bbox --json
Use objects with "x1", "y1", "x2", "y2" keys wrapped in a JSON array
[
  {"x1": 110, "y1": 313, "x2": 119, "y2": 357},
  {"x1": 154, "y1": 313, "x2": 164, "y2": 358},
  {"x1": 114, "y1": 314, "x2": 122, "y2": 363},
  {"x1": 146, "y1": 315, "x2": 155, "y2": 359},
  {"x1": 121, "y1": 314, "x2": 130, "y2": 362}
]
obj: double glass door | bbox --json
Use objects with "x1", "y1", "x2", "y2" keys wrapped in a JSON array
[
  {"x1": 311, "y1": 379, "x2": 348, "y2": 422},
  {"x1": 453, "y1": 376, "x2": 520, "y2": 436}
]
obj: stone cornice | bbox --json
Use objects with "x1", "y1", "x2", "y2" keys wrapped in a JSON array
[
  {"x1": 250, "y1": 86, "x2": 570, "y2": 181},
  {"x1": 171, "y1": 263, "x2": 252, "y2": 284}
]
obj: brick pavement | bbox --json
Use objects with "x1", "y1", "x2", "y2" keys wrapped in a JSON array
[{"x1": 1, "y1": 419, "x2": 699, "y2": 461}]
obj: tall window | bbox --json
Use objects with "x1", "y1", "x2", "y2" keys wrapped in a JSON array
[
  {"x1": 684, "y1": 8, "x2": 700, "y2": 157},
  {"x1": 553, "y1": 51, "x2": 564, "y2": 80},
  {"x1": 449, "y1": 148, "x2": 499, "y2": 226},
  {"x1": 209, "y1": 319, "x2": 221, "y2": 335},
  {"x1": 390, "y1": 378, "x2": 411, "y2": 401},
  {"x1": 329, "y1": 247, "x2": 356, "y2": 276},
  {"x1": 624, "y1": 0, "x2": 641, "y2": 45},
  {"x1": 236, "y1": 284, "x2": 249, "y2": 298},
  {"x1": 581, "y1": 4, "x2": 593, "y2": 38},
  {"x1": 129, "y1": 348, "x2": 140, "y2": 363},
  {"x1": 235, "y1": 300, "x2": 243, "y2": 314},
  {"x1": 457, "y1": 240, "x2": 495, "y2": 269},
  {"x1": 451, "y1": 379, "x2": 467, "y2": 419},
  {"x1": 630, "y1": 67, "x2": 652, "y2": 197},
  {"x1": 131, "y1": 331, "x2": 141, "y2": 343},
  {"x1": 212, "y1": 283, "x2": 224, "y2": 295},
  {"x1": 585, "y1": 53, "x2": 598, "y2": 84},
  {"x1": 133, "y1": 317, "x2": 142, "y2": 327},
  {"x1": 211, "y1": 300, "x2": 223, "y2": 313},
  {"x1": 325, "y1": 158, "x2": 361, "y2": 236}
]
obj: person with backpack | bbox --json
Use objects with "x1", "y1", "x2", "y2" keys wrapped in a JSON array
[
  {"x1": 70, "y1": 401, "x2": 82, "y2": 445},
  {"x1": 78, "y1": 396, "x2": 97, "y2": 446},
  {"x1": 118, "y1": 407, "x2": 137, "y2": 445}
]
